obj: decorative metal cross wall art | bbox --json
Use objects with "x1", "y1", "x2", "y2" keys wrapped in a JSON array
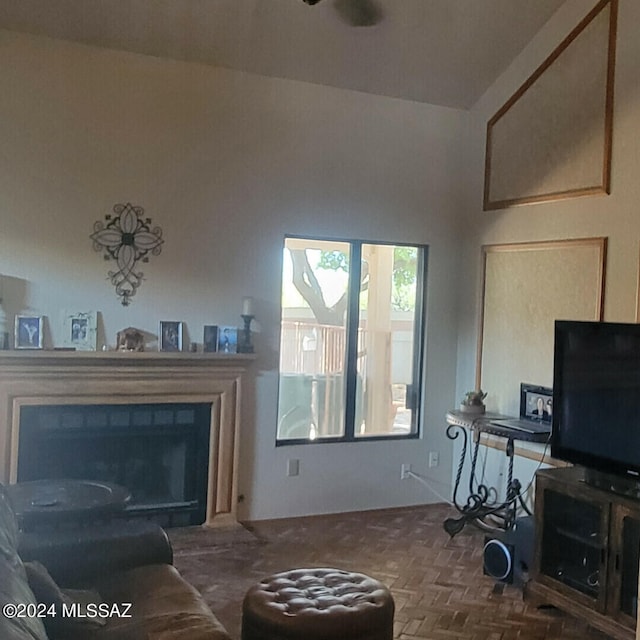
[{"x1": 90, "y1": 203, "x2": 164, "y2": 306}]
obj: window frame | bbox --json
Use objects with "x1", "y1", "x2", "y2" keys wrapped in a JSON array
[{"x1": 276, "y1": 235, "x2": 428, "y2": 445}]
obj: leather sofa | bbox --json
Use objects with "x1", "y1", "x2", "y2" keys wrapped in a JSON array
[{"x1": 0, "y1": 482, "x2": 231, "y2": 640}]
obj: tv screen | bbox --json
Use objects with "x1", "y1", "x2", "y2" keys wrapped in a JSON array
[{"x1": 552, "y1": 320, "x2": 640, "y2": 480}]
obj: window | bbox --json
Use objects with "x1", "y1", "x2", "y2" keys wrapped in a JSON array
[{"x1": 277, "y1": 236, "x2": 427, "y2": 443}]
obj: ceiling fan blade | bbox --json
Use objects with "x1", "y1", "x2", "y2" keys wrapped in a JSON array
[{"x1": 333, "y1": 0, "x2": 382, "y2": 27}]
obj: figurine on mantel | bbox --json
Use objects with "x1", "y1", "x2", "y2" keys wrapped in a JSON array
[
  {"x1": 459, "y1": 389, "x2": 487, "y2": 415},
  {"x1": 116, "y1": 327, "x2": 145, "y2": 352}
]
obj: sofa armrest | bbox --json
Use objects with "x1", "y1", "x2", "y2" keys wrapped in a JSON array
[{"x1": 18, "y1": 518, "x2": 173, "y2": 587}]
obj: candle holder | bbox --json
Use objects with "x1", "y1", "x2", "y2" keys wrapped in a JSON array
[
  {"x1": 0, "y1": 297, "x2": 8, "y2": 350},
  {"x1": 238, "y1": 314, "x2": 254, "y2": 353}
]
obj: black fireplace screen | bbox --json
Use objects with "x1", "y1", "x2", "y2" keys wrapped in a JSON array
[{"x1": 18, "y1": 402, "x2": 212, "y2": 527}]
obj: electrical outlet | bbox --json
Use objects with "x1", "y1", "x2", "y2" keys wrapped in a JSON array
[
  {"x1": 401, "y1": 463, "x2": 411, "y2": 479},
  {"x1": 428, "y1": 451, "x2": 440, "y2": 468}
]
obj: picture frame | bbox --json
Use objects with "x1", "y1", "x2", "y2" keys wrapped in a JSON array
[
  {"x1": 217, "y1": 326, "x2": 238, "y2": 354},
  {"x1": 15, "y1": 315, "x2": 44, "y2": 349},
  {"x1": 159, "y1": 321, "x2": 183, "y2": 352},
  {"x1": 62, "y1": 310, "x2": 97, "y2": 351},
  {"x1": 203, "y1": 325, "x2": 219, "y2": 352}
]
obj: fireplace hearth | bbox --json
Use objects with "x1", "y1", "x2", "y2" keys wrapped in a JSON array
[{"x1": 18, "y1": 402, "x2": 212, "y2": 527}]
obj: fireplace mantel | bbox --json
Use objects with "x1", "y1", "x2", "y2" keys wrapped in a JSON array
[
  {"x1": 0, "y1": 350, "x2": 256, "y2": 368},
  {"x1": 0, "y1": 351, "x2": 256, "y2": 527}
]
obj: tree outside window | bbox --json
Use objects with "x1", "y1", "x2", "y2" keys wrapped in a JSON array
[{"x1": 277, "y1": 236, "x2": 426, "y2": 443}]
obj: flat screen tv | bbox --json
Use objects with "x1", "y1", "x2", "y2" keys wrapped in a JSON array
[{"x1": 552, "y1": 320, "x2": 640, "y2": 484}]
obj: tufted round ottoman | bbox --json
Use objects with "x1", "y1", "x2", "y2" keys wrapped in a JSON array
[{"x1": 241, "y1": 567, "x2": 394, "y2": 640}]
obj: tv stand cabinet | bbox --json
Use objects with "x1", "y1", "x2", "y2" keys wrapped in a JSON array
[{"x1": 528, "y1": 466, "x2": 640, "y2": 640}]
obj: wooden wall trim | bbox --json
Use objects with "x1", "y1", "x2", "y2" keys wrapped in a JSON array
[
  {"x1": 483, "y1": 0, "x2": 618, "y2": 210},
  {"x1": 475, "y1": 237, "x2": 607, "y2": 391}
]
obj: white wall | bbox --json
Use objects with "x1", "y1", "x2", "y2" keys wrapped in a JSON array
[
  {"x1": 455, "y1": 0, "x2": 640, "y2": 494},
  {"x1": 0, "y1": 30, "x2": 468, "y2": 520}
]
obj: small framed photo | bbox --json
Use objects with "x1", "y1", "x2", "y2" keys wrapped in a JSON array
[
  {"x1": 15, "y1": 315, "x2": 44, "y2": 349},
  {"x1": 62, "y1": 310, "x2": 97, "y2": 351},
  {"x1": 203, "y1": 325, "x2": 219, "y2": 352},
  {"x1": 218, "y1": 326, "x2": 238, "y2": 353},
  {"x1": 159, "y1": 321, "x2": 183, "y2": 352}
]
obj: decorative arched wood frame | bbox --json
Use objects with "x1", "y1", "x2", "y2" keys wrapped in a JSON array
[
  {"x1": 484, "y1": 0, "x2": 618, "y2": 210},
  {"x1": 476, "y1": 238, "x2": 607, "y2": 417}
]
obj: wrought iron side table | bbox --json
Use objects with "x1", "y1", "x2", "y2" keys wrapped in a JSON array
[{"x1": 444, "y1": 410, "x2": 549, "y2": 537}]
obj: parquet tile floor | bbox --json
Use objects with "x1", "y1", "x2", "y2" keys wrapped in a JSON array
[{"x1": 170, "y1": 503, "x2": 611, "y2": 640}]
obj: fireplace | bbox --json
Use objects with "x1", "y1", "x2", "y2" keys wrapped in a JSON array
[
  {"x1": 0, "y1": 351, "x2": 254, "y2": 527},
  {"x1": 18, "y1": 402, "x2": 211, "y2": 527}
]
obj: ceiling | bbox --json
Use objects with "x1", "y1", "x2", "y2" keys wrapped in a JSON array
[{"x1": 0, "y1": 0, "x2": 568, "y2": 109}]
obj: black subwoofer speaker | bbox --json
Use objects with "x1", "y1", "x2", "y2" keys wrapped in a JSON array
[{"x1": 483, "y1": 515, "x2": 534, "y2": 585}]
